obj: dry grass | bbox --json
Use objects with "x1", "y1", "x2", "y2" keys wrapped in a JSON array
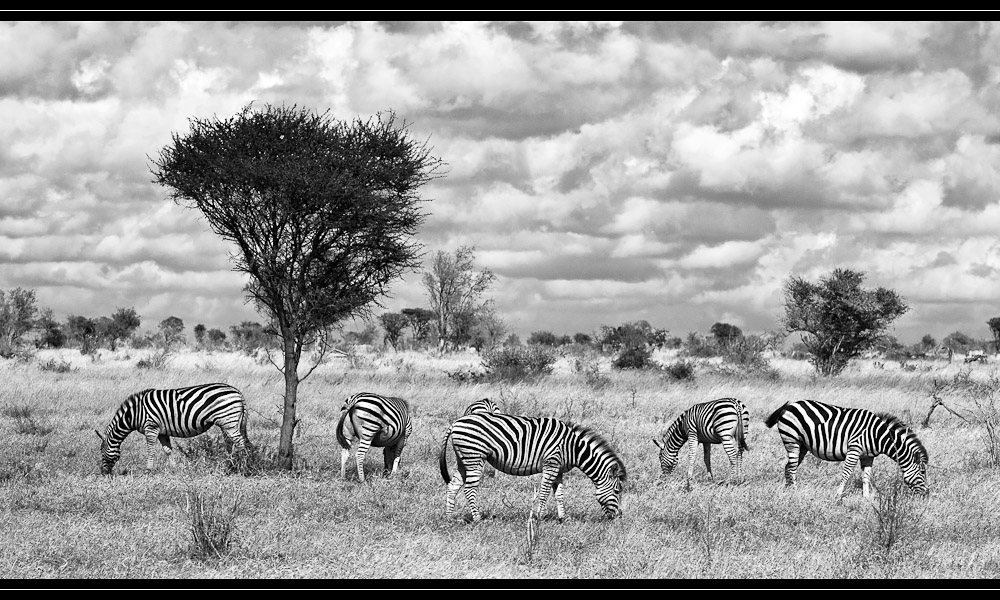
[{"x1": 1, "y1": 348, "x2": 998, "y2": 579}]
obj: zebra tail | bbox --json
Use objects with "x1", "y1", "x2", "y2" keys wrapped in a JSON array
[
  {"x1": 240, "y1": 405, "x2": 253, "y2": 450},
  {"x1": 335, "y1": 409, "x2": 350, "y2": 450},
  {"x1": 439, "y1": 425, "x2": 453, "y2": 484},
  {"x1": 736, "y1": 408, "x2": 749, "y2": 452},
  {"x1": 764, "y1": 402, "x2": 790, "y2": 429}
]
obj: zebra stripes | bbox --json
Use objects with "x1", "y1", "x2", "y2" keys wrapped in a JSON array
[
  {"x1": 463, "y1": 397, "x2": 501, "y2": 416},
  {"x1": 336, "y1": 392, "x2": 413, "y2": 482},
  {"x1": 651, "y1": 397, "x2": 750, "y2": 487},
  {"x1": 95, "y1": 382, "x2": 251, "y2": 475},
  {"x1": 765, "y1": 399, "x2": 929, "y2": 500},
  {"x1": 439, "y1": 413, "x2": 627, "y2": 521}
]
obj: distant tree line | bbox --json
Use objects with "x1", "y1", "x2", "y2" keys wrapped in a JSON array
[{"x1": 1, "y1": 265, "x2": 997, "y2": 378}]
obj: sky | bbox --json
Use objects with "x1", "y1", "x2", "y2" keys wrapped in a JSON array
[{"x1": 1, "y1": 20, "x2": 999, "y2": 345}]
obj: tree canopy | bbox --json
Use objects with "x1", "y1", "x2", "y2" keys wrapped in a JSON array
[
  {"x1": 782, "y1": 268, "x2": 909, "y2": 376},
  {"x1": 150, "y1": 103, "x2": 441, "y2": 469}
]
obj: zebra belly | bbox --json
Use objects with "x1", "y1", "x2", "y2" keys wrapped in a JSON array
[
  {"x1": 486, "y1": 456, "x2": 547, "y2": 477},
  {"x1": 157, "y1": 421, "x2": 213, "y2": 438}
]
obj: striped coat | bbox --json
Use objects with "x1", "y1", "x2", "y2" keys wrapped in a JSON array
[
  {"x1": 95, "y1": 382, "x2": 250, "y2": 475},
  {"x1": 440, "y1": 412, "x2": 626, "y2": 521},
  {"x1": 336, "y1": 392, "x2": 413, "y2": 482},
  {"x1": 652, "y1": 397, "x2": 750, "y2": 487},
  {"x1": 765, "y1": 399, "x2": 929, "y2": 500}
]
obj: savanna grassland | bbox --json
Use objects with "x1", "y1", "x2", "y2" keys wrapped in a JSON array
[{"x1": 2, "y1": 346, "x2": 999, "y2": 580}]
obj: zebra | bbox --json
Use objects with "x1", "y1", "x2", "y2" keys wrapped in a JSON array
[
  {"x1": 463, "y1": 397, "x2": 501, "y2": 416},
  {"x1": 650, "y1": 397, "x2": 750, "y2": 488},
  {"x1": 95, "y1": 382, "x2": 251, "y2": 476},
  {"x1": 764, "y1": 399, "x2": 929, "y2": 500},
  {"x1": 439, "y1": 413, "x2": 627, "y2": 522},
  {"x1": 458, "y1": 397, "x2": 502, "y2": 478},
  {"x1": 336, "y1": 392, "x2": 413, "y2": 482}
]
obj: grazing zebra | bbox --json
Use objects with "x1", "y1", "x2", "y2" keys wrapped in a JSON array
[
  {"x1": 439, "y1": 413, "x2": 627, "y2": 522},
  {"x1": 336, "y1": 392, "x2": 413, "y2": 482},
  {"x1": 651, "y1": 397, "x2": 750, "y2": 487},
  {"x1": 463, "y1": 397, "x2": 501, "y2": 416},
  {"x1": 95, "y1": 382, "x2": 251, "y2": 476},
  {"x1": 765, "y1": 399, "x2": 929, "y2": 500},
  {"x1": 459, "y1": 397, "x2": 502, "y2": 478}
]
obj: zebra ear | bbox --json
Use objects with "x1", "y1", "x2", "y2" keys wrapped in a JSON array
[
  {"x1": 94, "y1": 429, "x2": 105, "y2": 442},
  {"x1": 651, "y1": 437, "x2": 664, "y2": 449}
]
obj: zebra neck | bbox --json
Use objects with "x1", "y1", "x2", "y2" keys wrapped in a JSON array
[
  {"x1": 108, "y1": 403, "x2": 145, "y2": 443},
  {"x1": 662, "y1": 417, "x2": 688, "y2": 457}
]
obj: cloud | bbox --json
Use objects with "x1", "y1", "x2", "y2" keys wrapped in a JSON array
[{"x1": 1, "y1": 20, "x2": 998, "y2": 342}]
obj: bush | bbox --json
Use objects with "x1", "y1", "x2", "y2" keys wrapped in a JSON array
[
  {"x1": 574, "y1": 358, "x2": 610, "y2": 390},
  {"x1": 481, "y1": 345, "x2": 556, "y2": 382},
  {"x1": 612, "y1": 345, "x2": 652, "y2": 370},
  {"x1": 662, "y1": 360, "x2": 696, "y2": 381},
  {"x1": 38, "y1": 358, "x2": 74, "y2": 373},
  {"x1": 184, "y1": 484, "x2": 241, "y2": 560},
  {"x1": 137, "y1": 348, "x2": 172, "y2": 370}
]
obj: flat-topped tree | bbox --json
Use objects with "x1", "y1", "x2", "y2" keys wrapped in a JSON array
[{"x1": 150, "y1": 103, "x2": 442, "y2": 470}]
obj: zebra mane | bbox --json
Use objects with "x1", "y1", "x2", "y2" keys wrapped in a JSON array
[
  {"x1": 123, "y1": 389, "x2": 153, "y2": 405},
  {"x1": 569, "y1": 423, "x2": 627, "y2": 480},
  {"x1": 875, "y1": 411, "x2": 929, "y2": 463}
]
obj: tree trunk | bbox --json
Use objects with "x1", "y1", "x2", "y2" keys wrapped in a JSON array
[{"x1": 278, "y1": 333, "x2": 300, "y2": 471}]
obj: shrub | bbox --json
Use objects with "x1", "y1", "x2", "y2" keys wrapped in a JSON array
[
  {"x1": 38, "y1": 358, "x2": 74, "y2": 373},
  {"x1": 574, "y1": 358, "x2": 610, "y2": 390},
  {"x1": 481, "y1": 345, "x2": 556, "y2": 382},
  {"x1": 858, "y1": 475, "x2": 927, "y2": 562},
  {"x1": 2, "y1": 405, "x2": 55, "y2": 436},
  {"x1": 662, "y1": 360, "x2": 696, "y2": 381},
  {"x1": 184, "y1": 484, "x2": 241, "y2": 560},
  {"x1": 612, "y1": 345, "x2": 652, "y2": 370},
  {"x1": 137, "y1": 348, "x2": 172, "y2": 370}
]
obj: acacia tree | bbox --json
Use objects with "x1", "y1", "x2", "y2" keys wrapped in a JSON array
[
  {"x1": 782, "y1": 268, "x2": 909, "y2": 376},
  {"x1": 105, "y1": 307, "x2": 140, "y2": 350},
  {"x1": 158, "y1": 316, "x2": 185, "y2": 348},
  {"x1": 378, "y1": 312, "x2": 409, "y2": 351},
  {"x1": 422, "y1": 245, "x2": 496, "y2": 351},
  {"x1": 710, "y1": 322, "x2": 743, "y2": 345},
  {"x1": 151, "y1": 103, "x2": 441, "y2": 470}
]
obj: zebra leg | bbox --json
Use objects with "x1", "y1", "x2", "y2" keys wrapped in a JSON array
[
  {"x1": 860, "y1": 456, "x2": 875, "y2": 498},
  {"x1": 387, "y1": 437, "x2": 407, "y2": 477},
  {"x1": 355, "y1": 436, "x2": 374, "y2": 483},
  {"x1": 685, "y1": 430, "x2": 698, "y2": 490},
  {"x1": 157, "y1": 434, "x2": 174, "y2": 468},
  {"x1": 702, "y1": 442, "x2": 713, "y2": 480},
  {"x1": 340, "y1": 444, "x2": 352, "y2": 480},
  {"x1": 721, "y1": 436, "x2": 740, "y2": 484},
  {"x1": 552, "y1": 473, "x2": 566, "y2": 522},
  {"x1": 836, "y1": 447, "x2": 862, "y2": 501},
  {"x1": 462, "y1": 459, "x2": 486, "y2": 522},
  {"x1": 446, "y1": 471, "x2": 465, "y2": 518},
  {"x1": 782, "y1": 440, "x2": 801, "y2": 487},
  {"x1": 143, "y1": 426, "x2": 161, "y2": 472},
  {"x1": 219, "y1": 420, "x2": 247, "y2": 453},
  {"x1": 533, "y1": 457, "x2": 562, "y2": 519}
]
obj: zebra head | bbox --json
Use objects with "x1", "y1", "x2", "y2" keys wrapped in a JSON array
[
  {"x1": 594, "y1": 461, "x2": 627, "y2": 519},
  {"x1": 898, "y1": 429, "x2": 930, "y2": 497},
  {"x1": 94, "y1": 429, "x2": 115, "y2": 476},
  {"x1": 877, "y1": 415, "x2": 930, "y2": 497},
  {"x1": 574, "y1": 425, "x2": 627, "y2": 518},
  {"x1": 650, "y1": 436, "x2": 678, "y2": 475}
]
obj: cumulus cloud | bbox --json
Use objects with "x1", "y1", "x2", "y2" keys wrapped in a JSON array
[{"x1": 0, "y1": 20, "x2": 998, "y2": 342}]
